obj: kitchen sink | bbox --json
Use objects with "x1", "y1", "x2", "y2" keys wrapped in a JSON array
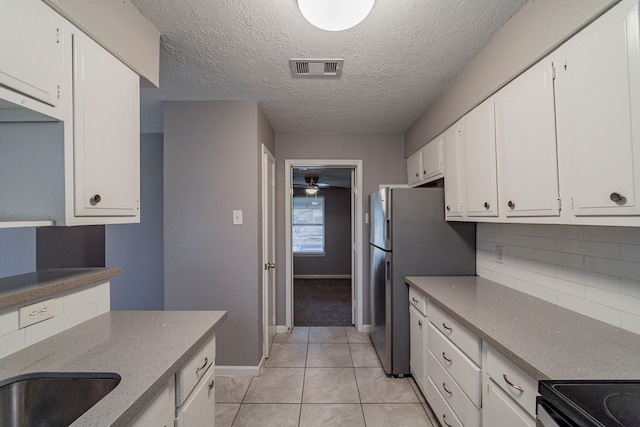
[{"x1": 0, "y1": 372, "x2": 121, "y2": 427}]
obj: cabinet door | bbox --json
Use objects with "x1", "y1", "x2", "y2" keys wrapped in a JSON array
[
  {"x1": 460, "y1": 99, "x2": 499, "y2": 217},
  {"x1": 176, "y1": 363, "x2": 216, "y2": 427},
  {"x1": 443, "y1": 125, "x2": 464, "y2": 218},
  {"x1": 483, "y1": 379, "x2": 535, "y2": 427},
  {"x1": 130, "y1": 377, "x2": 175, "y2": 427},
  {"x1": 73, "y1": 31, "x2": 140, "y2": 217},
  {"x1": 496, "y1": 59, "x2": 560, "y2": 217},
  {"x1": 558, "y1": 0, "x2": 640, "y2": 216},
  {"x1": 409, "y1": 305, "x2": 425, "y2": 391},
  {"x1": 421, "y1": 138, "x2": 444, "y2": 183},
  {"x1": 0, "y1": 0, "x2": 61, "y2": 107},
  {"x1": 407, "y1": 150, "x2": 423, "y2": 186}
]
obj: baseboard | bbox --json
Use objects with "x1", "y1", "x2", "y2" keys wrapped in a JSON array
[
  {"x1": 361, "y1": 324, "x2": 371, "y2": 333},
  {"x1": 275, "y1": 325, "x2": 289, "y2": 333},
  {"x1": 293, "y1": 274, "x2": 352, "y2": 279},
  {"x1": 216, "y1": 365, "x2": 261, "y2": 377}
]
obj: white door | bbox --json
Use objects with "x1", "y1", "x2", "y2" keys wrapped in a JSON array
[
  {"x1": 262, "y1": 145, "x2": 276, "y2": 358},
  {"x1": 443, "y1": 125, "x2": 464, "y2": 218},
  {"x1": 351, "y1": 168, "x2": 357, "y2": 324}
]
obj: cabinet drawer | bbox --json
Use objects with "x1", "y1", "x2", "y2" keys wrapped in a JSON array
[
  {"x1": 486, "y1": 345, "x2": 537, "y2": 418},
  {"x1": 426, "y1": 375, "x2": 463, "y2": 427},
  {"x1": 428, "y1": 323, "x2": 481, "y2": 406},
  {"x1": 428, "y1": 303, "x2": 481, "y2": 365},
  {"x1": 409, "y1": 287, "x2": 427, "y2": 317},
  {"x1": 428, "y1": 350, "x2": 480, "y2": 427},
  {"x1": 176, "y1": 334, "x2": 216, "y2": 406}
]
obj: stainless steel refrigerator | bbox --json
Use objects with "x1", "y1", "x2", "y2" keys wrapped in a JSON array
[{"x1": 369, "y1": 187, "x2": 476, "y2": 376}]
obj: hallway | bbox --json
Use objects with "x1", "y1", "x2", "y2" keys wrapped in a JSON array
[{"x1": 215, "y1": 326, "x2": 436, "y2": 426}]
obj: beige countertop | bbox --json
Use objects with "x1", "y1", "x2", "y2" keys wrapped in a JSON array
[
  {"x1": 0, "y1": 268, "x2": 122, "y2": 309},
  {"x1": 406, "y1": 275, "x2": 640, "y2": 381},
  {"x1": 0, "y1": 310, "x2": 227, "y2": 426}
]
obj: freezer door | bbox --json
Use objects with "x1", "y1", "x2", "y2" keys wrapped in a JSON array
[
  {"x1": 369, "y1": 188, "x2": 390, "y2": 250},
  {"x1": 370, "y1": 244, "x2": 392, "y2": 374}
]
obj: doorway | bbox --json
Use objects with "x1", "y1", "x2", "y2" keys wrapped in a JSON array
[{"x1": 284, "y1": 159, "x2": 364, "y2": 332}]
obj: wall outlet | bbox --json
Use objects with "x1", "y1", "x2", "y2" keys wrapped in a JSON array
[
  {"x1": 496, "y1": 245, "x2": 504, "y2": 264},
  {"x1": 19, "y1": 299, "x2": 55, "y2": 329}
]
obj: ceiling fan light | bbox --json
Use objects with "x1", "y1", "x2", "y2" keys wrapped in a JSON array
[
  {"x1": 297, "y1": 0, "x2": 375, "y2": 32},
  {"x1": 305, "y1": 186, "x2": 319, "y2": 195}
]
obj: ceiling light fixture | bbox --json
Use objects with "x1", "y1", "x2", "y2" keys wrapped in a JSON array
[
  {"x1": 297, "y1": 0, "x2": 375, "y2": 32},
  {"x1": 305, "y1": 186, "x2": 319, "y2": 196},
  {"x1": 304, "y1": 175, "x2": 320, "y2": 196}
]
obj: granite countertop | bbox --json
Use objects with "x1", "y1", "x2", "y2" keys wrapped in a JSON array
[
  {"x1": 0, "y1": 268, "x2": 122, "y2": 309},
  {"x1": 0, "y1": 310, "x2": 227, "y2": 426},
  {"x1": 406, "y1": 276, "x2": 640, "y2": 381}
]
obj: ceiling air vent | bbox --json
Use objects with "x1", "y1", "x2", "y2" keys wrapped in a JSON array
[{"x1": 290, "y1": 59, "x2": 343, "y2": 77}]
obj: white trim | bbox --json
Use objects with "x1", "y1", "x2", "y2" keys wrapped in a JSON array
[
  {"x1": 215, "y1": 364, "x2": 262, "y2": 377},
  {"x1": 285, "y1": 159, "x2": 364, "y2": 332},
  {"x1": 261, "y1": 145, "x2": 276, "y2": 360},
  {"x1": 293, "y1": 274, "x2": 352, "y2": 279},
  {"x1": 275, "y1": 325, "x2": 289, "y2": 334},
  {"x1": 360, "y1": 324, "x2": 371, "y2": 333}
]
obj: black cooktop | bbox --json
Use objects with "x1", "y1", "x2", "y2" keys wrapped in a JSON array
[{"x1": 539, "y1": 380, "x2": 640, "y2": 427}]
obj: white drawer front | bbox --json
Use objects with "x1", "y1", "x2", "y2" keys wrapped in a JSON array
[
  {"x1": 428, "y1": 323, "x2": 481, "y2": 406},
  {"x1": 428, "y1": 303, "x2": 481, "y2": 366},
  {"x1": 428, "y1": 350, "x2": 480, "y2": 427},
  {"x1": 409, "y1": 287, "x2": 427, "y2": 317},
  {"x1": 486, "y1": 345, "x2": 537, "y2": 418},
  {"x1": 426, "y1": 375, "x2": 464, "y2": 427},
  {"x1": 176, "y1": 334, "x2": 216, "y2": 406}
]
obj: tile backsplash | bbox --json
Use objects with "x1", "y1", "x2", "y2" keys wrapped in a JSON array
[
  {"x1": 0, "y1": 281, "x2": 111, "y2": 358},
  {"x1": 476, "y1": 223, "x2": 640, "y2": 335}
]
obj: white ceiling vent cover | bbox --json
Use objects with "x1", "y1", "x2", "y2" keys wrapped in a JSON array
[{"x1": 291, "y1": 59, "x2": 343, "y2": 77}]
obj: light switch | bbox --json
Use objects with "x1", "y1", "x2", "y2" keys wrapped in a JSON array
[{"x1": 233, "y1": 210, "x2": 243, "y2": 225}]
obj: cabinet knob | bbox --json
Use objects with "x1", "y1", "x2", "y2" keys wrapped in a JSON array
[
  {"x1": 418, "y1": 320, "x2": 422, "y2": 327},
  {"x1": 415, "y1": 172, "x2": 419, "y2": 178},
  {"x1": 610, "y1": 192, "x2": 625, "y2": 204},
  {"x1": 484, "y1": 202, "x2": 490, "y2": 210},
  {"x1": 507, "y1": 200, "x2": 515, "y2": 209},
  {"x1": 90, "y1": 194, "x2": 101, "y2": 205},
  {"x1": 423, "y1": 170, "x2": 427, "y2": 175},
  {"x1": 446, "y1": 205, "x2": 450, "y2": 212},
  {"x1": 209, "y1": 379, "x2": 215, "y2": 389}
]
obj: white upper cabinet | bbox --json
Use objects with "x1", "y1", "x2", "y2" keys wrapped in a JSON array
[
  {"x1": 407, "y1": 139, "x2": 444, "y2": 187},
  {"x1": 72, "y1": 31, "x2": 140, "y2": 217},
  {"x1": 407, "y1": 149, "x2": 423, "y2": 186},
  {"x1": 556, "y1": 0, "x2": 640, "y2": 216},
  {"x1": 460, "y1": 98, "x2": 499, "y2": 217},
  {"x1": 0, "y1": 0, "x2": 62, "y2": 107},
  {"x1": 495, "y1": 58, "x2": 560, "y2": 217},
  {"x1": 443, "y1": 125, "x2": 464, "y2": 218}
]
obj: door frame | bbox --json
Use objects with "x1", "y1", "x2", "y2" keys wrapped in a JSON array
[
  {"x1": 262, "y1": 144, "x2": 276, "y2": 358},
  {"x1": 284, "y1": 159, "x2": 364, "y2": 332}
]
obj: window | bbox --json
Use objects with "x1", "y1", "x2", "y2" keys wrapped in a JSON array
[{"x1": 292, "y1": 196, "x2": 325, "y2": 254}]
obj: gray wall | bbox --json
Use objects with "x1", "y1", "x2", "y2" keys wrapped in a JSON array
[
  {"x1": 0, "y1": 229, "x2": 36, "y2": 277},
  {"x1": 106, "y1": 133, "x2": 164, "y2": 310},
  {"x1": 293, "y1": 187, "x2": 351, "y2": 276},
  {"x1": 405, "y1": 0, "x2": 619, "y2": 155},
  {"x1": 164, "y1": 101, "x2": 273, "y2": 367},
  {"x1": 275, "y1": 132, "x2": 406, "y2": 325}
]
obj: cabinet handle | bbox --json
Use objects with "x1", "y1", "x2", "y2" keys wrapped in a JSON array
[
  {"x1": 196, "y1": 357, "x2": 209, "y2": 374},
  {"x1": 442, "y1": 323, "x2": 453, "y2": 333},
  {"x1": 503, "y1": 374, "x2": 524, "y2": 393},
  {"x1": 484, "y1": 202, "x2": 490, "y2": 210},
  {"x1": 418, "y1": 320, "x2": 422, "y2": 327},
  {"x1": 508, "y1": 200, "x2": 515, "y2": 209},
  {"x1": 423, "y1": 170, "x2": 427, "y2": 175},
  {"x1": 442, "y1": 352, "x2": 452, "y2": 364},
  {"x1": 415, "y1": 172, "x2": 419, "y2": 178},
  {"x1": 610, "y1": 192, "x2": 625, "y2": 204},
  {"x1": 442, "y1": 414, "x2": 453, "y2": 427},
  {"x1": 442, "y1": 382, "x2": 453, "y2": 396},
  {"x1": 446, "y1": 205, "x2": 450, "y2": 212},
  {"x1": 208, "y1": 379, "x2": 215, "y2": 389},
  {"x1": 412, "y1": 297, "x2": 418, "y2": 304},
  {"x1": 90, "y1": 194, "x2": 101, "y2": 205}
]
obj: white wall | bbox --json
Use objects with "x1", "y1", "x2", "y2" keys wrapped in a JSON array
[
  {"x1": 275, "y1": 132, "x2": 406, "y2": 325},
  {"x1": 405, "y1": 0, "x2": 618, "y2": 155},
  {"x1": 477, "y1": 223, "x2": 640, "y2": 335}
]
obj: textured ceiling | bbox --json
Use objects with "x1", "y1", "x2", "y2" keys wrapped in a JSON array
[{"x1": 132, "y1": 0, "x2": 527, "y2": 133}]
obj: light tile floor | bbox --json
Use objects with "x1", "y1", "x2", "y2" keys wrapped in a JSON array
[{"x1": 215, "y1": 326, "x2": 437, "y2": 427}]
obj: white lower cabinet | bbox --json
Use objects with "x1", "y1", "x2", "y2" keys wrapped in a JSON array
[
  {"x1": 176, "y1": 365, "x2": 216, "y2": 427},
  {"x1": 129, "y1": 377, "x2": 176, "y2": 427},
  {"x1": 483, "y1": 343, "x2": 536, "y2": 427},
  {"x1": 409, "y1": 305, "x2": 426, "y2": 392}
]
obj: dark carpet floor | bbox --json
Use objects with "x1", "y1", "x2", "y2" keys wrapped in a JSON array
[{"x1": 294, "y1": 278, "x2": 352, "y2": 327}]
